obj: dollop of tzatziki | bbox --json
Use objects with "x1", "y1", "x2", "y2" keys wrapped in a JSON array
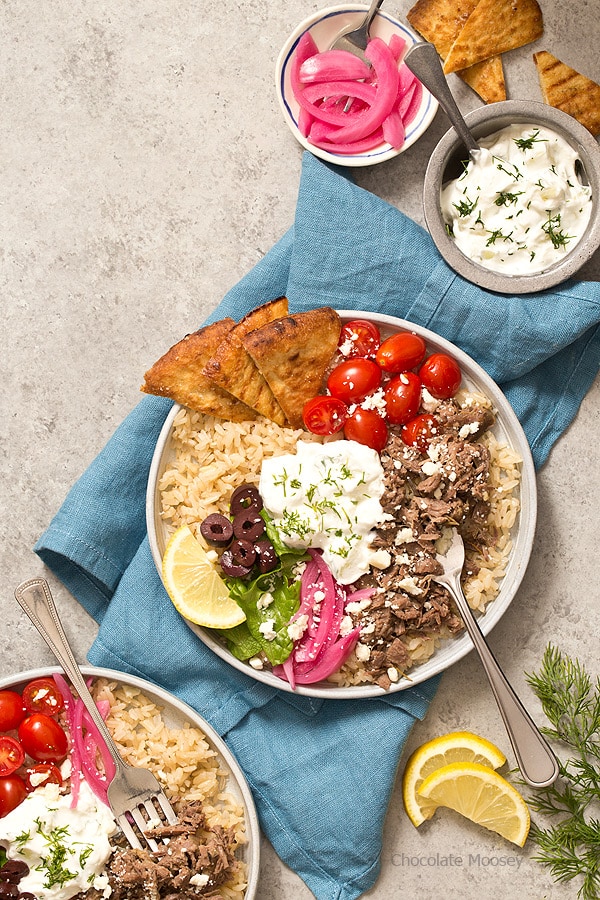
[
  {"x1": 441, "y1": 123, "x2": 592, "y2": 275},
  {"x1": 2, "y1": 780, "x2": 117, "y2": 900},
  {"x1": 259, "y1": 440, "x2": 391, "y2": 584}
]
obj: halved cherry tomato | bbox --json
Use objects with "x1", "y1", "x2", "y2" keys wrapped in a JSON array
[
  {"x1": 0, "y1": 690, "x2": 26, "y2": 732},
  {"x1": 302, "y1": 396, "x2": 347, "y2": 435},
  {"x1": 375, "y1": 332, "x2": 427, "y2": 373},
  {"x1": 327, "y1": 358, "x2": 381, "y2": 404},
  {"x1": 344, "y1": 408, "x2": 388, "y2": 452},
  {"x1": 338, "y1": 319, "x2": 381, "y2": 358},
  {"x1": 24, "y1": 762, "x2": 63, "y2": 793},
  {"x1": 419, "y1": 353, "x2": 462, "y2": 399},
  {"x1": 18, "y1": 713, "x2": 69, "y2": 763},
  {"x1": 22, "y1": 678, "x2": 65, "y2": 717},
  {"x1": 0, "y1": 774, "x2": 27, "y2": 817},
  {"x1": 401, "y1": 414, "x2": 439, "y2": 452},
  {"x1": 384, "y1": 372, "x2": 422, "y2": 425},
  {"x1": 0, "y1": 736, "x2": 25, "y2": 777}
]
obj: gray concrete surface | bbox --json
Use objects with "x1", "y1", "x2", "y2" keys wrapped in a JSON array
[{"x1": 2, "y1": 1, "x2": 599, "y2": 897}]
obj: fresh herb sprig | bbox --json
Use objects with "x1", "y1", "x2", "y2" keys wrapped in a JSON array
[{"x1": 525, "y1": 645, "x2": 600, "y2": 900}]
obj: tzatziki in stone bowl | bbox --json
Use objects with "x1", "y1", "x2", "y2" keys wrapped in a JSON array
[{"x1": 423, "y1": 100, "x2": 600, "y2": 294}]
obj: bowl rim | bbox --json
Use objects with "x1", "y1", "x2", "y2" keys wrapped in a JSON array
[
  {"x1": 146, "y1": 310, "x2": 537, "y2": 700},
  {"x1": 423, "y1": 99, "x2": 600, "y2": 294},
  {"x1": 275, "y1": 4, "x2": 439, "y2": 168},
  {"x1": 0, "y1": 664, "x2": 261, "y2": 899}
]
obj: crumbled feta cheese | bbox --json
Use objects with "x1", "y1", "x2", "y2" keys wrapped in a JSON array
[
  {"x1": 421, "y1": 459, "x2": 442, "y2": 476},
  {"x1": 339, "y1": 615, "x2": 354, "y2": 636},
  {"x1": 346, "y1": 598, "x2": 372, "y2": 614},
  {"x1": 190, "y1": 873, "x2": 210, "y2": 887},
  {"x1": 369, "y1": 548, "x2": 391, "y2": 569},
  {"x1": 394, "y1": 527, "x2": 414, "y2": 545},
  {"x1": 458, "y1": 422, "x2": 480, "y2": 439},
  {"x1": 258, "y1": 619, "x2": 277, "y2": 641},
  {"x1": 355, "y1": 642, "x2": 371, "y2": 661},
  {"x1": 249, "y1": 657, "x2": 264, "y2": 670},
  {"x1": 396, "y1": 576, "x2": 424, "y2": 596},
  {"x1": 421, "y1": 387, "x2": 440, "y2": 411},
  {"x1": 287, "y1": 614, "x2": 309, "y2": 642},
  {"x1": 387, "y1": 667, "x2": 400, "y2": 683},
  {"x1": 257, "y1": 591, "x2": 275, "y2": 609},
  {"x1": 206, "y1": 549, "x2": 219, "y2": 563},
  {"x1": 361, "y1": 621, "x2": 376, "y2": 635}
]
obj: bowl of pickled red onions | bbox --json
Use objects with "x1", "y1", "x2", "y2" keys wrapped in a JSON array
[{"x1": 276, "y1": 4, "x2": 438, "y2": 166}]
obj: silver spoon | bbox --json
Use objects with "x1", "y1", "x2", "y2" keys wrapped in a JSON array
[
  {"x1": 403, "y1": 41, "x2": 480, "y2": 155},
  {"x1": 434, "y1": 531, "x2": 559, "y2": 788},
  {"x1": 330, "y1": 0, "x2": 385, "y2": 61}
]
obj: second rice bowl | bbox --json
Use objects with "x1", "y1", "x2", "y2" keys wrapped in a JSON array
[{"x1": 146, "y1": 312, "x2": 537, "y2": 699}]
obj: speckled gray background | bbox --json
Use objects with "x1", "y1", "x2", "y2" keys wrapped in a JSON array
[{"x1": 2, "y1": 1, "x2": 599, "y2": 897}]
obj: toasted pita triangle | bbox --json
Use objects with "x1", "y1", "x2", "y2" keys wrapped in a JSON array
[
  {"x1": 459, "y1": 55, "x2": 506, "y2": 103},
  {"x1": 407, "y1": 0, "x2": 506, "y2": 103},
  {"x1": 443, "y1": 0, "x2": 543, "y2": 74},
  {"x1": 141, "y1": 319, "x2": 258, "y2": 421},
  {"x1": 202, "y1": 298, "x2": 289, "y2": 425},
  {"x1": 242, "y1": 308, "x2": 341, "y2": 430},
  {"x1": 534, "y1": 51, "x2": 600, "y2": 136}
]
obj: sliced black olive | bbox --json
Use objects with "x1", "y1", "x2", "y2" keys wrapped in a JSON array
[
  {"x1": 0, "y1": 885, "x2": 19, "y2": 898},
  {"x1": 230, "y1": 539, "x2": 257, "y2": 567},
  {"x1": 232, "y1": 510, "x2": 265, "y2": 542},
  {"x1": 230, "y1": 484, "x2": 263, "y2": 517},
  {"x1": 1, "y1": 862, "x2": 28, "y2": 882},
  {"x1": 200, "y1": 513, "x2": 234, "y2": 547},
  {"x1": 255, "y1": 539, "x2": 278, "y2": 574},
  {"x1": 18, "y1": 895, "x2": 37, "y2": 900},
  {"x1": 219, "y1": 548, "x2": 252, "y2": 579}
]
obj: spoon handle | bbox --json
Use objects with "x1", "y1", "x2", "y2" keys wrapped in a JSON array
[
  {"x1": 440, "y1": 571, "x2": 559, "y2": 788},
  {"x1": 403, "y1": 42, "x2": 479, "y2": 155}
]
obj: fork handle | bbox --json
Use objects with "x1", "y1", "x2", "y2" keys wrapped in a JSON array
[
  {"x1": 14, "y1": 577, "x2": 126, "y2": 770},
  {"x1": 441, "y1": 573, "x2": 559, "y2": 788}
]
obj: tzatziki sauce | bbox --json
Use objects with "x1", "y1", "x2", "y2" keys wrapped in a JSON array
[
  {"x1": 441, "y1": 123, "x2": 592, "y2": 275},
  {"x1": 2, "y1": 780, "x2": 117, "y2": 900},
  {"x1": 259, "y1": 439, "x2": 391, "y2": 584}
]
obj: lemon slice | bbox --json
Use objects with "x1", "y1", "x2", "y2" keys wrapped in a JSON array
[
  {"x1": 418, "y1": 761, "x2": 530, "y2": 847},
  {"x1": 162, "y1": 525, "x2": 246, "y2": 629},
  {"x1": 402, "y1": 731, "x2": 506, "y2": 827}
]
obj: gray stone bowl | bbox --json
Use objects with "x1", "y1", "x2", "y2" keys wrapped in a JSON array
[{"x1": 423, "y1": 99, "x2": 600, "y2": 294}]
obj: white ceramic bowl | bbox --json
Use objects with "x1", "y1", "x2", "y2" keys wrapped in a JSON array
[
  {"x1": 275, "y1": 4, "x2": 438, "y2": 167},
  {"x1": 146, "y1": 311, "x2": 537, "y2": 700},
  {"x1": 0, "y1": 665, "x2": 260, "y2": 899},
  {"x1": 423, "y1": 100, "x2": 600, "y2": 294}
]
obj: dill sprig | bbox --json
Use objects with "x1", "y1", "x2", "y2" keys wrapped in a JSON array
[{"x1": 524, "y1": 645, "x2": 600, "y2": 900}]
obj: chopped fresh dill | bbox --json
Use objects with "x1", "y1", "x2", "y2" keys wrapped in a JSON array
[
  {"x1": 542, "y1": 211, "x2": 573, "y2": 249},
  {"x1": 493, "y1": 156, "x2": 523, "y2": 180},
  {"x1": 513, "y1": 129, "x2": 546, "y2": 150},
  {"x1": 485, "y1": 228, "x2": 514, "y2": 246},
  {"x1": 453, "y1": 195, "x2": 478, "y2": 217},
  {"x1": 495, "y1": 190, "x2": 524, "y2": 207}
]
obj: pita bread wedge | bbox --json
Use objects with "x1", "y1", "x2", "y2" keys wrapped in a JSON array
[
  {"x1": 242, "y1": 307, "x2": 342, "y2": 430},
  {"x1": 534, "y1": 51, "x2": 600, "y2": 136},
  {"x1": 202, "y1": 297, "x2": 289, "y2": 425},
  {"x1": 141, "y1": 319, "x2": 258, "y2": 422},
  {"x1": 407, "y1": 0, "x2": 505, "y2": 103},
  {"x1": 459, "y1": 55, "x2": 506, "y2": 103},
  {"x1": 443, "y1": 0, "x2": 543, "y2": 74}
]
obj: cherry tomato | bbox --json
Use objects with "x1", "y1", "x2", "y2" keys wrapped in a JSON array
[
  {"x1": 338, "y1": 319, "x2": 381, "y2": 358},
  {"x1": 24, "y1": 762, "x2": 63, "y2": 793},
  {"x1": 302, "y1": 396, "x2": 347, "y2": 435},
  {"x1": 0, "y1": 690, "x2": 26, "y2": 732},
  {"x1": 0, "y1": 736, "x2": 25, "y2": 777},
  {"x1": 22, "y1": 678, "x2": 65, "y2": 718},
  {"x1": 419, "y1": 353, "x2": 462, "y2": 399},
  {"x1": 401, "y1": 414, "x2": 439, "y2": 453},
  {"x1": 384, "y1": 372, "x2": 422, "y2": 425},
  {"x1": 375, "y1": 332, "x2": 427, "y2": 373},
  {"x1": 344, "y1": 408, "x2": 388, "y2": 452},
  {"x1": 327, "y1": 358, "x2": 381, "y2": 404},
  {"x1": 0, "y1": 774, "x2": 27, "y2": 817},
  {"x1": 18, "y1": 713, "x2": 69, "y2": 763}
]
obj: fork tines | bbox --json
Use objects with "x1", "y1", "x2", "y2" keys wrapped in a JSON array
[{"x1": 117, "y1": 791, "x2": 178, "y2": 852}]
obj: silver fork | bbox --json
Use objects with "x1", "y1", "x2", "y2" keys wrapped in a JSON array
[
  {"x1": 329, "y1": 0, "x2": 385, "y2": 61},
  {"x1": 14, "y1": 577, "x2": 178, "y2": 851},
  {"x1": 433, "y1": 531, "x2": 559, "y2": 788}
]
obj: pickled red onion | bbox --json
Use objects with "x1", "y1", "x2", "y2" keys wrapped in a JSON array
[{"x1": 289, "y1": 32, "x2": 422, "y2": 155}]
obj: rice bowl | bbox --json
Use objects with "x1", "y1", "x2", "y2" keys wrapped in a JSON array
[{"x1": 147, "y1": 312, "x2": 537, "y2": 698}]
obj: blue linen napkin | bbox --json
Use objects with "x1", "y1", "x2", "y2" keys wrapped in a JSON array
[{"x1": 35, "y1": 152, "x2": 600, "y2": 900}]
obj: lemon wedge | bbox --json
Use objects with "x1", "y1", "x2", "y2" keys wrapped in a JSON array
[
  {"x1": 402, "y1": 731, "x2": 506, "y2": 827},
  {"x1": 162, "y1": 525, "x2": 246, "y2": 629},
  {"x1": 417, "y1": 761, "x2": 530, "y2": 847}
]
